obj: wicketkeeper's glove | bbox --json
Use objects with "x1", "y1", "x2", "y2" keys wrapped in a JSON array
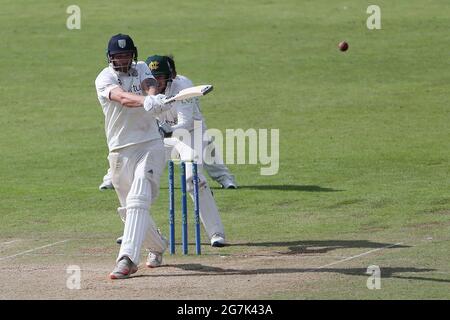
[{"x1": 158, "y1": 121, "x2": 173, "y2": 138}]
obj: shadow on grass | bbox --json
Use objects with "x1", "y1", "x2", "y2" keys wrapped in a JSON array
[
  {"x1": 211, "y1": 185, "x2": 342, "y2": 192},
  {"x1": 132, "y1": 241, "x2": 449, "y2": 284},
  {"x1": 227, "y1": 240, "x2": 410, "y2": 255},
  {"x1": 135, "y1": 265, "x2": 447, "y2": 284},
  {"x1": 171, "y1": 240, "x2": 407, "y2": 254}
]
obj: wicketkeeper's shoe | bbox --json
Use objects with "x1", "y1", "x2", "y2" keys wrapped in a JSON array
[
  {"x1": 99, "y1": 180, "x2": 114, "y2": 191},
  {"x1": 109, "y1": 256, "x2": 138, "y2": 280},
  {"x1": 217, "y1": 176, "x2": 237, "y2": 189},
  {"x1": 210, "y1": 233, "x2": 226, "y2": 247},
  {"x1": 222, "y1": 182, "x2": 237, "y2": 189}
]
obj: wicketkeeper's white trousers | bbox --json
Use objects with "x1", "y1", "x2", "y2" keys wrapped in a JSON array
[{"x1": 164, "y1": 133, "x2": 225, "y2": 240}]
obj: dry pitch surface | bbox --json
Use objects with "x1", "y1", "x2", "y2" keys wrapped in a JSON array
[{"x1": 1, "y1": 236, "x2": 448, "y2": 300}]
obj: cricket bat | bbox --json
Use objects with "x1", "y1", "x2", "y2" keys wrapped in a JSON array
[{"x1": 164, "y1": 85, "x2": 213, "y2": 104}]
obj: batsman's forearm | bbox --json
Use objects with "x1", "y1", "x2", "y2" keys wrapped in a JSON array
[
  {"x1": 118, "y1": 93, "x2": 145, "y2": 107},
  {"x1": 110, "y1": 89, "x2": 145, "y2": 108}
]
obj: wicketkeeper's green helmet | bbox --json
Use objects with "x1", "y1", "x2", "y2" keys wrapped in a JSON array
[{"x1": 145, "y1": 55, "x2": 174, "y2": 79}]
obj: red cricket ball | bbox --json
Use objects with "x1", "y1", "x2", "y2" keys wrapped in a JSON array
[{"x1": 338, "y1": 41, "x2": 349, "y2": 52}]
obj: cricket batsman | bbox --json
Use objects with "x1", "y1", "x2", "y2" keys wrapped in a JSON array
[{"x1": 94, "y1": 34, "x2": 174, "y2": 279}]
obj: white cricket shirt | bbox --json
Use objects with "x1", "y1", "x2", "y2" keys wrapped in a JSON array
[{"x1": 95, "y1": 61, "x2": 161, "y2": 151}]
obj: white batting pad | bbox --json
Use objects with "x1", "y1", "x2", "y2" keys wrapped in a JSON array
[{"x1": 118, "y1": 208, "x2": 150, "y2": 264}]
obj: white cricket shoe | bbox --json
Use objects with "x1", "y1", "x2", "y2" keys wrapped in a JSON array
[
  {"x1": 109, "y1": 256, "x2": 138, "y2": 280},
  {"x1": 146, "y1": 252, "x2": 163, "y2": 268},
  {"x1": 146, "y1": 230, "x2": 168, "y2": 268},
  {"x1": 210, "y1": 233, "x2": 226, "y2": 247},
  {"x1": 99, "y1": 180, "x2": 114, "y2": 191}
]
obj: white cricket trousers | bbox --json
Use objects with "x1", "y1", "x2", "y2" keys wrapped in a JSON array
[
  {"x1": 202, "y1": 139, "x2": 236, "y2": 182},
  {"x1": 108, "y1": 139, "x2": 167, "y2": 264}
]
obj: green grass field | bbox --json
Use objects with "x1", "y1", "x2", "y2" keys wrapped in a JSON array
[{"x1": 0, "y1": 0, "x2": 449, "y2": 299}]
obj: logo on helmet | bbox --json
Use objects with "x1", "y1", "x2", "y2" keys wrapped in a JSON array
[
  {"x1": 149, "y1": 61, "x2": 159, "y2": 70},
  {"x1": 118, "y1": 39, "x2": 126, "y2": 48}
]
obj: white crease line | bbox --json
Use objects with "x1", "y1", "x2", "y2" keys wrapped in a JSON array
[
  {"x1": 22, "y1": 253, "x2": 111, "y2": 257},
  {"x1": 0, "y1": 240, "x2": 21, "y2": 246},
  {"x1": 0, "y1": 267, "x2": 112, "y2": 272},
  {"x1": 313, "y1": 242, "x2": 405, "y2": 270},
  {"x1": 0, "y1": 239, "x2": 71, "y2": 261}
]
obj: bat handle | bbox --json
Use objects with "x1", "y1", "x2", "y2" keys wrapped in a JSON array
[{"x1": 163, "y1": 96, "x2": 175, "y2": 104}]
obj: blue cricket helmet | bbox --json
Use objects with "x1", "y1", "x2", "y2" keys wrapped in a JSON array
[
  {"x1": 107, "y1": 33, "x2": 138, "y2": 57},
  {"x1": 107, "y1": 34, "x2": 138, "y2": 72}
]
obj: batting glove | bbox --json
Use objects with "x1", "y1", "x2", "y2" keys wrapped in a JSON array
[{"x1": 143, "y1": 94, "x2": 171, "y2": 113}]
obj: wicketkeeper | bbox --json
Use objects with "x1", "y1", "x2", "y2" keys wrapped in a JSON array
[{"x1": 148, "y1": 55, "x2": 227, "y2": 247}]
